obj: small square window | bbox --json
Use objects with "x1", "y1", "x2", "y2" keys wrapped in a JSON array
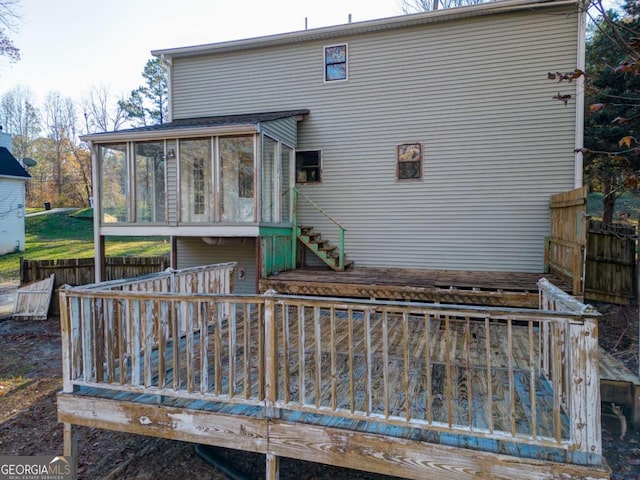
[
  {"x1": 325, "y1": 44, "x2": 347, "y2": 82},
  {"x1": 296, "y1": 150, "x2": 321, "y2": 183},
  {"x1": 397, "y1": 143, "x2": 422, "y2": 180}
]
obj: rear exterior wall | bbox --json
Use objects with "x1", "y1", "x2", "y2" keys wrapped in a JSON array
[{"x1": 170, "y1": 6, "x2": 580, "y2": 272}]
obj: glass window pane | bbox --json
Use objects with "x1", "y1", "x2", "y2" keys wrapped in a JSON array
[
  {"x1": 326, "y1": 64, "x2": 346, "y2": 81},
  {"x1": 134, "y1": 141, "x2": 165, "y2": 223},
  {"x1": 262, "y1": 137, "x2": 277, "y2": 223},
  {"x1": 220, "y1": 136, "x2": 254, "y2": 222},
  {"x1": 281, "y1": 146, "x2": 292, "y2": 223},
  {"x1": 179, "y1": 138, "x2": 212, "y2": 222},
  {"x1": 99, "y1": 144, "x2": 127, "y2": 223},
  {"x1": 325, "y1": 45, "x2": 346, "y2": 64}
]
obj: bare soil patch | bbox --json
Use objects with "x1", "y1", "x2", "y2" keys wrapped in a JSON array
[{"x1": 0, "y1": 295, "x2": 639, "y2": 479}]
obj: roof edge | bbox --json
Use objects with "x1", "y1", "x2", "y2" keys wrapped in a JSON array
[{"x1": 152, "y1": 0, "x2": 579, "y2": 59}]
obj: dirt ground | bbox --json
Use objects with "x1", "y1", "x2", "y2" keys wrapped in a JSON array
[{"x1": 1, "y1": 282, "x2": 639, "y2": 479}]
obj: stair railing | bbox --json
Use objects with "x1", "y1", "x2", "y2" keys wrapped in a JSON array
[{"x1": 292, "y1": 187, "x2": 346, "y2": 270}]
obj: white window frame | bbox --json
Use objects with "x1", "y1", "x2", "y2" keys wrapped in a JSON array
[{"x1": 324, "y1": 44, "x2": 348, "y2": 83}]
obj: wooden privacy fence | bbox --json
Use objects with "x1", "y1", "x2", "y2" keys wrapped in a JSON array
[
  {"x1": 548, "y1": 187, "x2": 637, "y2": 304},
  {"x1": 20, "y1": 256, "x2": 170, "y2": 313},
  {"x1": 584, "y1": 220, "x2": 636, "y2": 304},
  {"x1": 547, "y1": 187, "x2": 587, "y2": 298},
  {"x1": 59, "y1": 270, "x2": 602, "y2": 466}
]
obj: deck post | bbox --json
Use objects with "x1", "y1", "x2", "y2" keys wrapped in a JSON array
[
  {"x1": 263, "y1": 289, "x2": 278, "y2": 418},
  {"x1": 59, "y1": 288, "x2": 73, "y2": 393},
  {"x1": 63, "y1": 422, "x2": 77, "y2": 458},
  {"x1": 569, "y1": 317, "x2": 602, "y2": 464},
  {"x1": 266, "y1": 453, "x2": 279, "y2": 480}
]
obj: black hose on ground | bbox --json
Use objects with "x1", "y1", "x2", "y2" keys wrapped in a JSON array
[{"x1": 194, "y1": 444, "x2": 252, "y2": 480}]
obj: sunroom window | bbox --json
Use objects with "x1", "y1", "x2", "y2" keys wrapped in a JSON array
[
  {"x1": 134, "y1": 141, "x2": 166, "y2": 222},
  {"x1": 220, "y1": 136, "x2": 254, "y2": 222},
  {"x1": 100, "y1": 143, "x2": 127, "y2": 223},
  {"x1": 179, "y1": 138, "x2": 213, "y2": 223}
]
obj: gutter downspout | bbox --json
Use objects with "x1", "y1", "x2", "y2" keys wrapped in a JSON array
[{"x1": 574, "y1": 0, "x2": 587, "y2": 188}]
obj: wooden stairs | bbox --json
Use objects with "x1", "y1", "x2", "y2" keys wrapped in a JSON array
[{"x1": 297, "y1": 226, "x2": 353, "y2": 272}]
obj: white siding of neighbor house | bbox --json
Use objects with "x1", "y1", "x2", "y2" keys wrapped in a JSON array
[
  {"x1": 175, "y1": 237, "x2": 257, "y2": 294},
  {"x1": 0, "y1": 177, "x2": 27, "y2": 255},
  {"x1": 169, "y1": 5, "x2": 580, "y2": 272}
]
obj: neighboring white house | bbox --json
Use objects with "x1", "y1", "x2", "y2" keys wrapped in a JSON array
[
  {"x1": 0, "y1": 133, "x2": 30, "y2": 255},
  {"x1": 82, "y1": 0, "x2": 586, "y2": 292}
]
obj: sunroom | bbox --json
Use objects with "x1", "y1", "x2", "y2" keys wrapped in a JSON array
[{"x1": 82, "y1": 110, "x2": 308, "y2": 291}]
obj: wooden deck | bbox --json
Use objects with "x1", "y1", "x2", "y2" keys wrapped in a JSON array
[
  {"x1": 57, "y1": 265, "x2": 609, "y2": 479},
  {"x1": 260, "y1": 267, "x2": 573, "y2": 308}
]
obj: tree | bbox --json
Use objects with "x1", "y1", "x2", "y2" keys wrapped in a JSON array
[
  {"x1": 0, "y1": 85, "x2": 40, "y2": 159},
  {"x1": 0, "y1": 1, "x2": 20, "y2": 63},
  {"x1": 82, "y1": 84, "x2": 127, "y2": 133},
  {"x1": 401, "y1": 0, "x2": 492, "y2": 13},
  {"x1": 42, "y1": 91, "x2": 91, "y2": 206},
  {"x1": 119, "y1": 57, "x2": 168, "y2": 127},
  {"x1": 578, "y1": 1, "x2": 640, "y2": 223}
]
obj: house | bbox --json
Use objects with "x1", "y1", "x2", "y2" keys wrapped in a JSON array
[
  {"x1": 0, "y1": 134, "x2": 30, "y2": 256},
  {"x1": 64, "y1": 1, "x2": 611, "y2": 478},
  {"x1": 82, "y1": 0, "x2": 586, "y2": 298}
]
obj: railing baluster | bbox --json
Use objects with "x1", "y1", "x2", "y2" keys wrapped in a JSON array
[
  {"x1": 402, "y1": 312, "x2": 410, "y2": 422},
  {"x1": 298, "y1": 305, "x2": 305, "y2": 406},
  {"x1": 330, "y1": 307, "x2": 337, "y2": 411},
  {"x1": 364, "y1": 309, "x2": 372, "y2": 416},
  {"x1": 229, "y1": 302, "x2": 237, "y2": 398},
  {"x1": 348, "y1": 307, "x2": 355, "y2": 414},
  {"x1": 244, "y1": 302, "x2": 251, "y2": 400},
  {"x1": 508, "y1": 317, "x2": 515, "y2": 437},
  {"x1": 131, "y1": 299, "x2": 141, "y2": 386},
  {"x1": 465, "y1": 315, "x2": 472, "y2": 429},
  {"x1": 529, "y1": 320, "x2": 537, "y2": 440},
  {"x1": 314, "y1": 306, "x2": 321, "y2": 409},
  {"x1": 81, "y1": 297, "x2": 93, "y2": 384},
  {"x1": 445, "y1": 315, "x2": 452, "y2": 428},
  {"x1": 158, "y1": 301, "x2": 167, "y2": 389},
  {"x1": 214, "y1": 302, "x2": 222, "y2": 396},
  {"x1": 383, "y1": 310, "x2": 389, "y2": 419},
  {"x1": 425, "y1": 312, "x2": 432, "y2": 425},
  {"x1": 553, "y1": 322, "x2": 562, "y2": 443},
  {"x1": 171, "y1": 299, "x2": 179, "y2": 391},
  {"x1": 105, "y1": 298, "x2": 115, "y2": 383},
  {"x1": 484, "y1": 316, "x2": 493, "y2": 434},
  {"x1": 282, "y1": 303, "x2": 290, "y2": 404},
  {"x1": 144, "y1": 300, "x2": 153, "y2": 388}
]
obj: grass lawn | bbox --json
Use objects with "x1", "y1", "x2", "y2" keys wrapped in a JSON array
[{"x1": 0, "y1": 211, "x2": 170, "y2": 284}]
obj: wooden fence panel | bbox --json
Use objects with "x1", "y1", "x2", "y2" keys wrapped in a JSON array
[
  {"x1": 584, "y1": 220, "x2": 636, "y2": 304},
  {"x1": 548, "y1": 187, "x2": 587, "y2": 298},
  {"x1": 20, "y1": 256, "x2": 170, "y2": 314}
]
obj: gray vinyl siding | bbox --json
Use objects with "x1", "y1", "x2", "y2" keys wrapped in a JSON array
[
  {"x1": 170, "y1": 6, "x2": 580, "y2": 272},
  {"x1": 175, "y1": 237, "x2": 257, "y2": 294},
  {"x1": 261, "y1": 117, "x2": 298, "y2": 148},
  {"x1": 166, "y1": 155, "x2": 178, "y2": 224}
]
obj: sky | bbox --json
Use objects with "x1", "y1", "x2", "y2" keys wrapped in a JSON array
[{"x1": 0, "y1": 0, "x2": 401, "y2": 105}]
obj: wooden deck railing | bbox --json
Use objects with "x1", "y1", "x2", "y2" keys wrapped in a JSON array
[{"x1": 59, "y1": 271, "x2": 601, "y2": 466}]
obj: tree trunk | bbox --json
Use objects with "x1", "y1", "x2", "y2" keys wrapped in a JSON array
[{"x1": 602, "y1": 178, "x2": 616, "y2": 224}]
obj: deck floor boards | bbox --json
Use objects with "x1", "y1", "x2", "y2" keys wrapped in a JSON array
[
  {"x1": 82, "y1": 307, "x2": 569, "y2": 444},
  {"x1": 260, "y1": 267, "x2": 573, "y2": 308}
]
